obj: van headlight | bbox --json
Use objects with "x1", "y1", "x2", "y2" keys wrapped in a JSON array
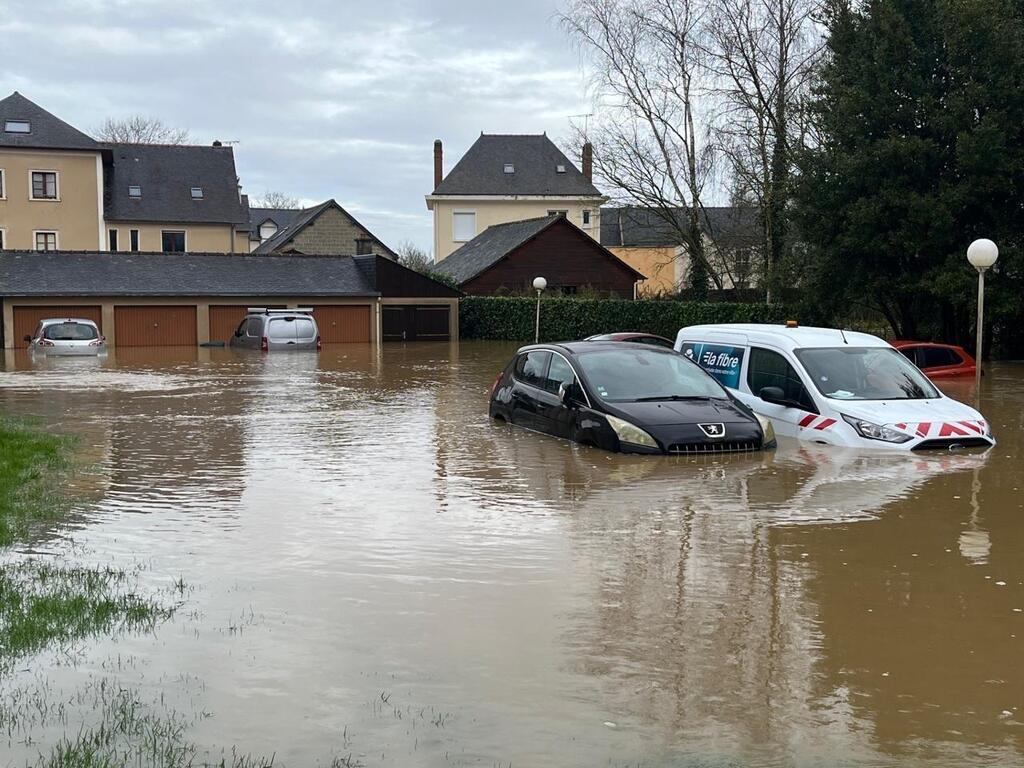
[
  {"x1": 841, "y1": 414, "x2": 912, "y2": 443},
  {"x1": 755, "y1": 414, "x2": 776, "y2": 446},
  {"x1": 605, "y1": 414, "x2": 659, "y2": 449}
]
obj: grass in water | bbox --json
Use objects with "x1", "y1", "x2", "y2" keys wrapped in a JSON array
[{"x1": 0, "y1": 417, "x2": 70, "y2": 547}]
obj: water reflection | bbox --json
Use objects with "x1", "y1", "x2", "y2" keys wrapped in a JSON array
[{"x1": 0, "y1": 345, "x2": 1020, "y2": 767}]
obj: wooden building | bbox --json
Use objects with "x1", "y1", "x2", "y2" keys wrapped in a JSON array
[
  {"x1": 0, "y1": 251, "x2": 460, "y2": 348},
  {"x1": 432, "y1": 215, "x2": 644, "y2": 297}
]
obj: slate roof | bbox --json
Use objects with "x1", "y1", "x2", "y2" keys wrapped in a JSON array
[
  {"x1": 0, "y1": 251, "x2": 378, "y2": 297},
  {"x1": 103, "y1": 143, "x2": 249, "y2": 226},
  {"x1": 252, "y1": 199, "x2": 398, "y2": 258},
  {"x1": 601, "y1": 206, "x2": 761, "y2": 249},
  {"x1": 432, "y1": 134, "x2": 602, "y2": 197},
  {"x1": 433, "y1": 215, "x2": 643, "y2": 285},
  {"x1": 249, "y1": 206, "x2": 302, "y2": 234},
  {"x1": 0, "y1": 92, "x2": 102, "y2": 152}
]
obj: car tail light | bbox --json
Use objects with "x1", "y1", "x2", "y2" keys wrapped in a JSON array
[
  {"x1": 88, "y1": 337, "x2": 105, "y2": 347},
  {"x1": 261, "y1": 336, "x2": 269, "y2": 352},
  {"x1": 40, "y1": 339, "x2": 55, "y2": 347},
  {"x1": 490, "y1": 372, "x2": 504, "y2": 397},
  {"x1": 316, "y1": 335, "x2": 322, "y2": 351}
]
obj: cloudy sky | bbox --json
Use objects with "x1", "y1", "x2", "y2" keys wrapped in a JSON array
[{"x1": 0, "y1": 0, "x2": 593, "y2": 253}]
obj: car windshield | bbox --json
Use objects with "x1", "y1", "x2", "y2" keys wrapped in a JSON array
[
  {"x1": 43, "y1": 322, "x2": 98, "y2": 341},
  {"x1": 795, "y1": 347, "x2": 939, "y2": 400},
  {"x1": 576, "y1": 347, "x2": 726, "y2": 402}
]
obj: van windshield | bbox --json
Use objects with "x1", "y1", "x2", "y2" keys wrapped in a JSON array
[
  {"x1": 794, "y1": 347, "x2": 939, "y2": 400},
  {"x1": 576, "y1": 348, "x2": 726, "y2": 402}
]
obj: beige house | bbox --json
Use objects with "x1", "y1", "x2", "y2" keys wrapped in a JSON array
[
  {"x1": 425, "y1": 134, "x2": 606, "y2": 261},
  {"x1": 0, "y1": 92, "x2": 249, "y2": 253}
]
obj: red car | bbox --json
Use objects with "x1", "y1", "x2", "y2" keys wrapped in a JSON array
[
  {"x1": 584, "y1": 332, "x2": 676, "y2": 349},
  {"x1": 892, "y1": 341, "x2": 977, "y2": 379}
]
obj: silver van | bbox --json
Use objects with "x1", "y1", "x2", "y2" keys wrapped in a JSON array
[{"x1": 229, "y1": 308, "x2": 321, "y2": 352}]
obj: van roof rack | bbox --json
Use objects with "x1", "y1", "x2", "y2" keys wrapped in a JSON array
[{"x1": 247, "y1": 307, "x2": 314, "y2": 314}]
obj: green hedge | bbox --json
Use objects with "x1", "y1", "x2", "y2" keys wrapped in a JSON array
[{"x1": 459, "y1": 296, "x2": 808, "y2": 341}]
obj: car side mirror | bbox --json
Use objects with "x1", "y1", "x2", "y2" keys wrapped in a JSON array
[
  {"x1": 559, "y1": 381, "x2": 584, "y2": 406},
  {"x1": 759, "y1": 386, "x2": 789, "y2": 406},
  {"x1": 23, "y1": 335, "x2": 32, "y2": 343},
  {"x1": 234, "y1": 329, "x2": 244, "y2": 337}
]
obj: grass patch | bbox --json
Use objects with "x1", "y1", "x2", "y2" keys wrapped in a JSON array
[{"x1": 0, "y1": 417, "x2": 70, "y2": 547}]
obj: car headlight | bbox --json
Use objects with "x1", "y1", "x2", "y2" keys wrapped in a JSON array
[
  {"x1": 754, "y1": 413, "x2": 776, "y2": 446},
  {"x1": 841, "y1": 414, "x2": 912, "y2": 443},
  {"x1": 605, "y1": 414, "x2": 659, "y2": 449}
]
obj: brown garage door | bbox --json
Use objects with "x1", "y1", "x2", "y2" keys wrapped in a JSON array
[
  {"x1": 313, "y1": 305, "x2": 371, "y2": 344},
  {"x1": 382, "y1": 305, "x2": 450, "y2": 341},
  {"x1": 115, "y1": 306, "x2": 197, "y2": 347},
  {"x1": 13, "y1": 305, "x2": 103, "y2": 349}
]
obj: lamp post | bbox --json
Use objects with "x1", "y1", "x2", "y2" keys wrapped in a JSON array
[
  {"x1": 533, "y1": 276, "x2": 547, "y2": 343},
  {"x1": 966, "y1": 238, "x2": 998, "y2": 395}
]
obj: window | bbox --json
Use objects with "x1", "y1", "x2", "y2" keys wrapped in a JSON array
[
  {"x1": 4, "y1": 120, "x2": 30, "y2": 133},
  {"x1": 128, "y1": 185, "x2": 142, "y2": 198},
  {"x1": 918, "y1": 346, "x2": 962, "y2": 369},
  {"x1": 543, "y1": 354, "x2": 577, "y2": 395},
  {"x1": 44, "y1": 322, "x2": 98, "y2": 341},
  {"x1": 108, "y1": 229, "x2": 119, "y2": 251},
  {"x1": 0, "y1": 229, "x2": 4, "y2": 250},
  {"x1": 161, "y1": 230, "x2": 186, "y2": 252},
  {"x1": 245, "y1": 317, "x2": 262, "y2": 337},
  {"x1": 794, "y1": 347, "x2": 938, "y2": 401},
  {"x1": 576, "y1": 347, "x2": 725, "y2": 402},
  {"x1": 259, "y1": 222, "x2": 278, "y2": 241},
  {"x1": 190, "y1": 187, "x2": 204, "y2": 199},
  {"x1": 293, "y1": 317, "x2": 316, "y2": 340},
  {"x1": 267, "y1": 318, "x2": 297, "y2": 341},
  {"x1": 355, "y1": 238, "x2": 374, "y2": 255},
  {"x1": 0, "y1": 168, "x2": 5, "y2": 198},
  {"x1": 559, "y1": 285, "x2": 578, "y2": 295},
  {"x1": 453, "y1": 211, "x2": 476, "y2": 242},
  {"x1": 34, "y1": 231, "x2": 58, "y2": 251},
  {"x1": 503, "y1": 163, "x2": 515, "y2": 174},
  {"x1": 130, "y1": 229, "x2": 140, "y2": 252},
  {"x1": 556, "y1": 164, "x2": 566, "y2": 173},
  {"x1": 581, "y1": 209, "x2": 592, "y2": 227},
  {"x1": 514, "y1": 350, "x2": 551, "y2": 389},
  {"x1": 747, "y1": 347, "x2": 816, "y2": 412},
  {"x1": 31, "y1": 171, "x2": 58, "y2": 200},
  {"x1": 547, "y1": 210, "x2": 568, "y2": 218}
]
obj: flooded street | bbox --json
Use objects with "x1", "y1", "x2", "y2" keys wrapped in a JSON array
[{"x1": 1, "y1": 342, "x2": 1022, "y2": 767}]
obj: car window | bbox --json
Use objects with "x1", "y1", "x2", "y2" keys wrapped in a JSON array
[
  {"x1": 544, "y1": 354, "x2": 576, "y2": 394},
  {"x1": 43, "y1": 322, "x2": 98, "y2": 341},
  {"x1": 919, "y1": 346, "x2": 962, "y2": 368},
  {"x1": 245, "y1": 317, "x2": 262, "y2": 337},
  {"x1": 293, "y1": 317, "x2": 316, "y2": 339},
  {"x1": 267, "y1": 318, "x2": 298, "y2": 341},
  {"x1": 898, "y1": 347, "x2": 919, "y2": 366},
  {"x1": 748, "y1": 347, "x2": 817, "y2": 412},
  {"x1": 794, "y1": 347, "x2": 939, "y2": 400},
  {"x1": 637, "y1": 336, "x2": 674, "y2": 349},
  {"x1": 575, "y1": 347, "x2": 724, "y2": 402},
  {"x1": 514, "y1": 351, "x2": 551, "y2": 389}
]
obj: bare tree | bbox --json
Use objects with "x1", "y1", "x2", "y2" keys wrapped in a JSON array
[
  {"x1": 561, "y1": 0, "x2": 722, "y2": 294},
  {"x1": 704, "y1": 0, "x2": 823, "y2": 299},
  {"x1": 97, "y1": 116, "x2": 190, "y2": 145},
  {"x1": 253, "y1": 191, "x2": 301, "y2": 209},
  {"x1": 395, "y1": 240, "x2": 432, "y2": 273}
]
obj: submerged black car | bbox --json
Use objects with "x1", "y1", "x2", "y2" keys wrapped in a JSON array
[{"x1": 489, "y1": 341, "x2": 775, "y2": 454}]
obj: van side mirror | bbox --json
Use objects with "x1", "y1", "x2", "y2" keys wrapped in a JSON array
[
  {"x1": 559, "y1": 381, "x2": 584, "y2": 407},
  {"x1": 759, "y1": 386, "x2": 789, "y2": 406},
  {"x1": 234, "y1": 328, "x2": 244, "y2": 337},
  {"x1": 23, "y1": 335, "x2": 32, "y2": 343}
]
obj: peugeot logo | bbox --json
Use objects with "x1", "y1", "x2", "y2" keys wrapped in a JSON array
[{"x1": 699, "y1": 423, "x2": 726, "y2": 438}]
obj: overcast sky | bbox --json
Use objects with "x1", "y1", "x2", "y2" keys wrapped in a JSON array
[{"x1": 0, "y1": 0, "x2": 593, "y2": 253}]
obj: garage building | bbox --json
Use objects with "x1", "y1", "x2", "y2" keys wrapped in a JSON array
[{"x1": 1, "y1": 251, "x2": 460, "y2": 348}]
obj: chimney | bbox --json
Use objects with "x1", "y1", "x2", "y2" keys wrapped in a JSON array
[
  {"x1": 433, "y1": 139, "x2": 443, "y2": 189},
  {"x1": 212, "y1": 139, "x2": 223, "y2": 147},
  {"x1": 582, "y1": 142, "x2": 593, "y2": 182}
]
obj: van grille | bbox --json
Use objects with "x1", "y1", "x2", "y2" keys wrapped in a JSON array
[
  {"x1": 667, "y1": 441, "x2": 761, "y2": 454},
  {"x1": 913, "y1": 437, "x2": 991, "y2": 451}
]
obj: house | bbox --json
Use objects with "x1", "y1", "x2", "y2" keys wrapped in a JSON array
[
  {"x1": 0, "y1": 251, "x2": 460, "y2": 349},
  {"x1": 0, "y1": 91, "x2": 249, "y2": 252},
  {"x1": 426, "y1": 134, "x2": 606, "y2": 261},
  {"x1": 249, "y1": 199, "x2": 397, "y2": 258},
  {"x1": 432, "y1": 214, "x2": 643, "y2": 298},
  {"x1": 601, "y1": 206, "x2": 762, "y2": 295}
]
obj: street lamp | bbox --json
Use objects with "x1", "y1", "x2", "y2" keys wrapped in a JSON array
[
  {"x1": 533, "y1": 276, "x2": 547, "y2": 343},
  {"x1": 966, "y1": 238, "x2": 998, "y2": 393}
]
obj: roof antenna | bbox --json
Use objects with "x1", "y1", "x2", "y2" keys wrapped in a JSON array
[{"x1": 840, "y1": 328, "x2": 849, "y2": 345}]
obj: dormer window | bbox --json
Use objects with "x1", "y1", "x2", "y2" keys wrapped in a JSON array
[
  {"x1": 556, "y1": 164, "x2": 566, "y2": 173},
  {"x1": 190, "y1": 187, "x2": 203, "y2": 199},
  {"x1": 503, "y1": 163, "x2": 515, "y2": 174},
  {"x1": 4, "y1": 120, "x2": 30, "y2": 134},
  {"x1": 128, "y1": 185, "x2": 142, "y2": 198}
]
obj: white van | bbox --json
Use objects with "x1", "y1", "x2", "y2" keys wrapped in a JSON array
[{"x1": 674, "y1": 323, "x2": 994, "y2": 451}]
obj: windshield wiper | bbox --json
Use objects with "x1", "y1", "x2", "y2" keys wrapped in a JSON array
[{"x1": 634, "y1": 394, "x2": 715, "y2": 402}]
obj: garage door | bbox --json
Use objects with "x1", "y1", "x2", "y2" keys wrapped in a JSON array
[
  {"x1": 115, "y1": 306, "x2": 197, "y2": 347},
  {"x1": 313, "y1": 305, "x2": 371, "y2": 344},
  {"x1": 13, "y1": 305, "x2": 103, "y2": 349},
  {"x1": 382, "y1": 305, "x2": 450, "y2": 341}
]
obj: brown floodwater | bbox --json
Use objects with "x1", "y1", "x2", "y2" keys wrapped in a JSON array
[{"x1": 1, "y1": 342, "x2": 1022, "y2": 767}]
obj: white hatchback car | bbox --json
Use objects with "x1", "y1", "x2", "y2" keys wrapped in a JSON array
[{"x1": 25, "y1": 318, "x2": 107, "y2": 357}]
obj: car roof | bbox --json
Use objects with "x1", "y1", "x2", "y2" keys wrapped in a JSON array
[
  {"x1": 891, "y1": 340, "x2": 962, "y2": 349},
  {"x1": 39, "y1": 317, "x2": 98, "y2": 325},
  {"x1": 517, "y1": 340, "x2": 675, "y2": 355},
  {"x1": 677, "y1": 323, "x2": 890, "y2": 351}
]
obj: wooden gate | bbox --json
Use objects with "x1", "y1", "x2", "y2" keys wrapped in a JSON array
[{"x1": 13, "y1": 305, "x2": 103, "y2": 349}]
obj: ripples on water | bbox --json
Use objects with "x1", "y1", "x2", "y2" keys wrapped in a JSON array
[{"x1": 0, "y1": 343, "x2": 1021, "y2": 767}]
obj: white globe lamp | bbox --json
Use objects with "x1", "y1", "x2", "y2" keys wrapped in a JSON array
[{"x1": 966, "y1": 239, "x2": 998, "y2": 394}]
